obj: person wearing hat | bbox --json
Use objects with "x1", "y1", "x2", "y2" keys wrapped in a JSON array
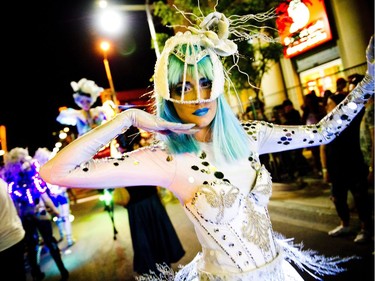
[
  {"x1": 56, "y1": 78, "x2": 111, "y2": 137},
  {"x1": 40, "y1": 8, "x2": 375, "y2": 280}
]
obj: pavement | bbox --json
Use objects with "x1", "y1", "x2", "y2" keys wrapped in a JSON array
[{"x1": 269, "y1": 176, "x2": 374, "y2": 233}]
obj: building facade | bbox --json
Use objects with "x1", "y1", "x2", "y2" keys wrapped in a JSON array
[{"x1": 235, "y1": 0, "x2": 374, "y2": 119}]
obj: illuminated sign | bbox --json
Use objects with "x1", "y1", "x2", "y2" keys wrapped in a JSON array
[{"x1": 276, "y1": 0, "x2": 333, "y2": 58}]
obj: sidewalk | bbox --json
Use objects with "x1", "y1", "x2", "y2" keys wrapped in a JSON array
[{"x1": 269, "y1": 176, "x2": 374, "y2": 233}]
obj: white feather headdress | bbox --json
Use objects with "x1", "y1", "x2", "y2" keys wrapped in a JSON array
[
  {"x1": 153, "y1": 6, "x2": 278, "y2": 104},
  {"x1": 71, "y1": 78, "x2": 104, "y2": 106}
]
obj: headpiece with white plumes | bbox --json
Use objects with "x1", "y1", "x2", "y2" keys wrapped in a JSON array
[
  {"x1": 154, "y1": 3, "x2": 279, "y2": 104},
  {"x1": 71, "y1": 78, "x2": 104, "y2": 106}
]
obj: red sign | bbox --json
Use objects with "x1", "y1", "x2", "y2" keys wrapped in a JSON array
[{"x1": 276, "y1": 0, "x2": 332, "y2": 58}]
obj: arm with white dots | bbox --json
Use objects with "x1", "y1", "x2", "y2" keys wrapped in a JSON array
[{"x1": 40, "y1": 108, "x2": 196, "y2": 188}]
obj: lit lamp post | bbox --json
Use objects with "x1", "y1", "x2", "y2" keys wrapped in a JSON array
[{"x1": 100, "y1": 41, "x2": 119, "y2": 106}]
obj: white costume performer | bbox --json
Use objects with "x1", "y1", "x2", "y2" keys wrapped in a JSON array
[
  {"x1": 41, "y1": 7, "x2": 374, "y2": 281},
  {"x1": 57, "y1": 78, "x2": 116, "y2": 137}
]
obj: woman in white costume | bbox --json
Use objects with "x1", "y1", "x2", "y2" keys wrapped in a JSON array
[
  {"x1": 41, "y1": 8, "x2": 374, "y2": 281},
  {"x1": 57, "y1": 77, "x2": 115, "y2": 137}
]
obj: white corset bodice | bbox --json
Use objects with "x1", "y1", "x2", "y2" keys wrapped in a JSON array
[{"x1": 183, "y1": 143, "x2": 279, "y2": 274}]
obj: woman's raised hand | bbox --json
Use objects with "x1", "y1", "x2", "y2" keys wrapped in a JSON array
[{"x1": 125, "y1": 109, "x2": 198, "y2": 135}]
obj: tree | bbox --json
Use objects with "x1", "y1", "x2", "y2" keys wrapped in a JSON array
[{"x1": 152, "y1": 0, "x2": 285, "y2": 103}]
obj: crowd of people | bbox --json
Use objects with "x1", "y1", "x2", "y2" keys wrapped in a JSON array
[{"x1": 0, "y1": 5, "x2": 373, "y2": 281}]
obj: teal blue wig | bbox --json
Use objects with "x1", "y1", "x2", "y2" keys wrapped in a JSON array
[{"x1": 155, "y1": 45, "x2": 250, "y2": 162}]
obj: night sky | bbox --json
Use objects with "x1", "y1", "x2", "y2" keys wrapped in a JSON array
[{"x1": 1, "y1": 0, "x2": 158, "y2": 154}]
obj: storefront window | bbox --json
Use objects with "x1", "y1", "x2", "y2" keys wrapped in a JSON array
[{"x1": 299, "y1": 58, "x2": 343, "y2": 96}]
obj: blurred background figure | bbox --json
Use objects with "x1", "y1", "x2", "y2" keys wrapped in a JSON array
[
  {"x1": 321, "y1": 94, "x2": 372, "y2": 243},
  {"x1": 120, "y1": 126, "x2": 185, "y2": 276},
  {"x1": 322, "y1": 89, "x2": 333, "y2": 107},
  {"x1": 348, "y1": 74, "x2": 375, "y2": 188},
  {"x1": 3, "y1": 148, "x2": 69, "y2": 281},
  {"x1": 57, "y1": 78, "x2": 107, "y2": 137},
  {"x1": 348, "y1": 74, "x2": 365, "y2": 92},
  {"x1": 57, "y1": 78, "x2": 120, "y2": 239},
  {"x1": 281, "y1": 99, "x2": 310, "y2": 181},
  {"x1": 282, "y1": 99, "x2": 302, "y2": 125},
  {"x1": 301, "y1": 90, "x2": 326, "y2": 177},
  {"x1": 335, "y1": 77, "x2": 348, "y2": 96},
  {"x1": 0, "y1": 176, "x2": 27, "y2": 281},
  {"x1": 34, "y1": 148, "x2": 75, "y2": 248},
  {"x1": 244, "y1": 98, "x2": 267, "y2": 121}
]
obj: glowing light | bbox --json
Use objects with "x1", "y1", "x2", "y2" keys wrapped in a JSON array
[
  {"x1": 26, "y1": 189, "x2": 34, "y2": 204},
  {"x1": 98, "y1": 0, "x2": 108, "y2": 9},
  {"x1": 97, "y1": 9, "x2": 124, "y2": 35},
  {"x1": 99, "y1": 189, "x2": 113, "y2": 206},
  {"x1": 101, "y1": 41, "x2": 110, "y2": 52},
  {"x1": 69, "y1": 214, "x2": 75, "y2": 222},
  {"x1": 59, "y1": 132, "x2": 68, "y2": 139}
]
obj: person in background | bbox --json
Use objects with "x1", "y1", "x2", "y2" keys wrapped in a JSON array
[
  {"x1": 126, "y1": 185, "x2": 186, "y2": 275},
  {"x1": 3, "y1": 147, "x2": 69, "y2": 281},
  {"x1": 40, "y1": 8, "x2": 375, "y2": 279},
  {"x1": 321, "y1": 94, "x2": 373, "y2": 243},
  {"x1": 322, "y1": 89, "x2": 333, "y2": 107},
  {"x1": 281, "y1": 99, "x2": 310, "y2": 181},
  {"x1": 0, "y1": 176, "x2": 27, "y2": 281},
  {"x1": 34, "y1": 147, "x2": 75, "y2": 248},
  {"x1": 348, "y1": 74, "x2": 365, "y2": 92},
  {"x1": 57, "y1": 78, "x2": 107, "y2": 137},
  {"x1": 282, "y1": 99, "x2": 302, "y2": 125},
  {"x1": 335, "y1": 77, "x2": 348, "y2": 96},
  {"x1": 119, "y1": 126, "x2": 185, "y2": 275},
  {"x1": 301, "y1": 90, "x2": 326, "y2": 177},
  {"x1": 244, "y1": 98, "x2": 267, "y2": 121},
  {"x1": 57, "y1": 78, "x2": 121, "y2": 238},
  {"x1": 348, "y1": 74, "x2": 374, "y2": 187}
]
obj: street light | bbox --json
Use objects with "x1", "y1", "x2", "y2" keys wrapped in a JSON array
[
  {"x1": 100, "y1": 41, "x2": 119, "y2": 106},
  {"x1": 96, "y1": 0, "x2": 160, "y2": 59}
]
